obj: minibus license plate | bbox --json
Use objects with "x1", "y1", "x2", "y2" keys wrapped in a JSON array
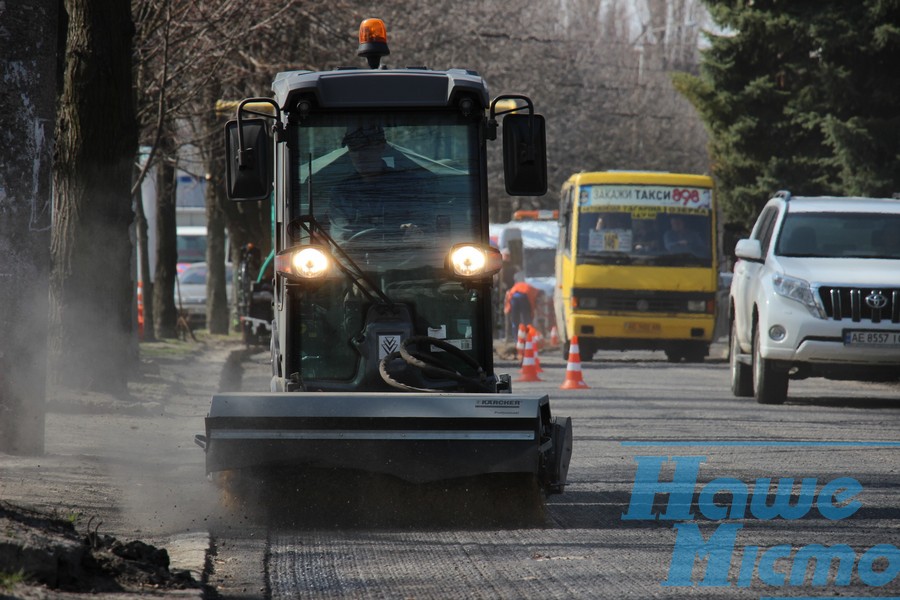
[{"x1": 843, "y1": 330, "x2": 900, "y2": 346}]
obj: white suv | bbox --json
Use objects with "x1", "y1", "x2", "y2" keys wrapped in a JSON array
[{"x1": 729, "y1": 191, "x2": 900, "y2": 404}]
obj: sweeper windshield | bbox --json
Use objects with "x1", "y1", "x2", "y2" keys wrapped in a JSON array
[{"x1": 286, "y1": 111, "x2": 487, "y2": 384}]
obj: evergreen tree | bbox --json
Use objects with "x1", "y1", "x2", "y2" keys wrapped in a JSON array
[
  {"x1": 674, "y1": 1, "x2": 900, "y2": 228},
  {"x1": 816, "y1": 1, "x2": 900, "y2": 197}
]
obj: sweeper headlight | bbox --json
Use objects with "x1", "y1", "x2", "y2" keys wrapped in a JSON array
[
  {"x1": 447, "y1": 244, "x2": 502, "y2": 279},
  {"x1": 275, "y1": 245, "x2": 332, "y2": 280}
]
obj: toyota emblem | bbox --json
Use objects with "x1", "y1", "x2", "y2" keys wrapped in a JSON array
[{"x1": 865, "y1": 291, "x2": 888, "y2": 309}]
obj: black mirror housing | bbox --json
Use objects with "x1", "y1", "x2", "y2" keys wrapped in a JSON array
[
  {"x1": 225, "y1": 118, "x2": 272, "y2": 201},
  {"x1": 502, "y1": 114, "x2": 547, "y2": 196}
]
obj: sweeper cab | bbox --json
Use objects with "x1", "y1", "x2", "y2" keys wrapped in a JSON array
[{"x1": 195, "y1": 19, "x2": 572, "y2": 494}]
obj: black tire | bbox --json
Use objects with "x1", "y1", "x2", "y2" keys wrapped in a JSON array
[
  {"x1": 752, "y1": 325, "x2": 788, "y2": 404},
  {"x1": 544, "y1": 416, "x2": 573, "y2": 495},
  {"x1": 730, "y1": 321, "x2": 753, "y2": 397},
  {"x1": 562, "y1": 339, "x2": 595, "y2": 361},
  {"x1": 683, "y1": 343, "x2": 708, "y2": 363},
  {"x1": 665, "y1": 349, "x2": 684, "y2": 363},
  {"x1": 579, "y1": 344, "x2": 595, "y2": 362}
]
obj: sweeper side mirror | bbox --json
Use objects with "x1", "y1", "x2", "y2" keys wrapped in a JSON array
[
  {"x1": 502, "y1": 113, "x2": 547, "y2": 196},
  {"x1": 225, "y1": 118, "x2": 272, "y2": 201}
]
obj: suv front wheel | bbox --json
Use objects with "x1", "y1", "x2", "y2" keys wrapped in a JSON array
[{"x1": 752, "y1": 325, "x2": 788, "y2": 405}]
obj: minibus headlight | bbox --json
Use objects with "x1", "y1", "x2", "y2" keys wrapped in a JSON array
[
  {"x1": 574, "y1": 296, "x2": 598, "y2": 309},
  {"x1": 687, "y1": 300, "x2": 707, "y2": 312}
]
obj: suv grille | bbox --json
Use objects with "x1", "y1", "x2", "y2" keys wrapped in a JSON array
[{"x1": 818, "y1": 287, "x2": 900, "y2": 323}]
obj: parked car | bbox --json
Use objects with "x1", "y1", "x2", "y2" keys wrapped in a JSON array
[
  {"x1": 175, "y1": 262, "x2": 233, "y2": 327},
  {"x1": 729, "y1": 191, "x2": 900, "y2": 404}
]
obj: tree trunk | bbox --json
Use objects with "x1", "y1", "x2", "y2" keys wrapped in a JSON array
[
  {"x1": 49, "y1": 0, "x2": 138, "y2": 394},
  {"x1": 0, "y1": 0, "x2": 57, "y2": 453},
  {"x1": 152, "y1": 133, "x2": 178, "y2": 339},
  {"x1": 206, "y1": 177, "x2": 231, "y2": 334},
  {"x1": 204, "y1": 87, "x2": 233, "y2": 334}
]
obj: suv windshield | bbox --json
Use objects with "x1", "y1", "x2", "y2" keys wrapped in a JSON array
[
  {"x1": 776, "y1": 212, "x2": 900, "y2": 259},
  {"x1": 287, "y1": 111, "x2": 483, "y2": 381}
]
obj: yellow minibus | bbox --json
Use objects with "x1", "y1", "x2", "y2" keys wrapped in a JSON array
[{"x1": 555, "y1": 171, "x2": 718, "y2": 362}]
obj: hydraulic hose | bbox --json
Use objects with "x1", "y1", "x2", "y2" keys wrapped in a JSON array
[{"x1": 378, "y1": 336, "x2": 494, "y2": 393}]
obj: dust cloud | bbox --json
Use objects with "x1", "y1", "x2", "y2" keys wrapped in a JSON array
[
  {"x1": 0, "y1": 267, "x2": 48, "y2": 456},
  {"x1": 1, "y1": 330, "x2": 239, "y2": 542}
]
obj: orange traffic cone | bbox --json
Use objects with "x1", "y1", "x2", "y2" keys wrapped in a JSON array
[
  {"x1": 550, "y1": 325, "x2": 560, "y2": 347},
  {"x1": 527, "y1": 326, "x2": 544, "y2": 372},
  {"x1": 516, "y1": 334, "x2": 542, "y2": 382},
  {"x1": 519, "y1": 333, "x2": 533, "y2": 373},
  {"x1": 515, "y1": 324, "x2": 527, "y2": 360},
  {"x1": 560, "y1": 335, "x2": 590, "y2": 389},
  {"x1": 529, "y1": 325, "x2": 544, "y2": 351},
  {"x1": 535, "y1": 349, "x2": 544, "y2": 372}
]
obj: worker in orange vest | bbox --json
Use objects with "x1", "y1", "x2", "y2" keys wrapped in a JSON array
[{"x1": 504, "y1": 273, "x2": 542, "y2": 334}]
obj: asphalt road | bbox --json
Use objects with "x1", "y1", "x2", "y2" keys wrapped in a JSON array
[{"x1": 209, "y1": 343, "x2": 900, "y2": 599}]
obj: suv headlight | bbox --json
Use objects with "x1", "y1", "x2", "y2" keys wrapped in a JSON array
[{"x1": 772, "y1": 273, "x2": 824, "y2": 317}]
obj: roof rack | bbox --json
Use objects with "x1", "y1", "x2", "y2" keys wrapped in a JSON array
[{"x1": 773, "y1": 190, "x2": 792, "y2": 201}]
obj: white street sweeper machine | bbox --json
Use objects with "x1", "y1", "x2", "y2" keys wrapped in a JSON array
[{"x1": 195, "y1": 19, "x2": 572, "y2": 498}]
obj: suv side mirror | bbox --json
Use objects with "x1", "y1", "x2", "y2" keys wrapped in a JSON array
[
  {"x1": 502, "y1": 114, "x2": 547, "y2": 196},
  {"x1": 225, "y1": 118, "x2": 272, "y2": 201},
  {"x1": 734, "y1": 238, "x2": 762, "y2": 261}
]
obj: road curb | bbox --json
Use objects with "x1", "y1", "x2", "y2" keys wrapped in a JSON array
[{"x1": 165, "y1": 531, "x2": 213, "y2": 597}]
